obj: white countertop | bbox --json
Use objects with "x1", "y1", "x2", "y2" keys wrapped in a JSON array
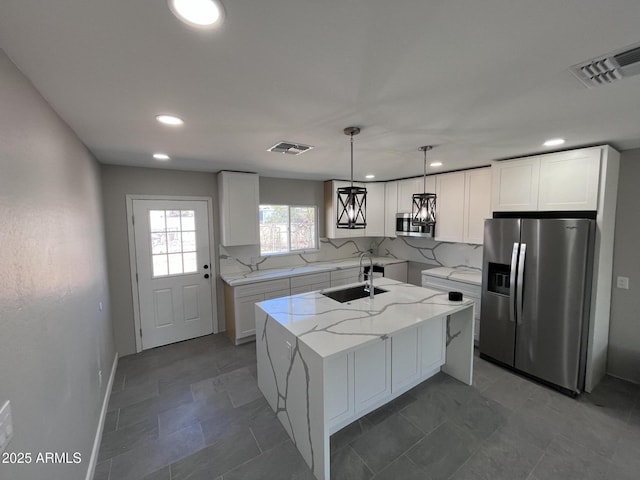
[
  {"x1": 256, "y1": 277, "x2": 474, "y2": 359},
  {"x1": 222, "y1": 256, "x2": 407, "y2": 287},
  {"x1": 421, "y1": 267, "x2": 482, "y2": 286}
]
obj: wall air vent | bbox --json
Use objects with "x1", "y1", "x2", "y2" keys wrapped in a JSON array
[
  {"x1": 571, "y1": 41, "x2": 640, "y2": 88},
  {"x1": 267, "y1": 141, "x2": 314, "y2": 155}
]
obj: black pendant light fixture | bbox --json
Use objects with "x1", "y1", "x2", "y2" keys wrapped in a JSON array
[
  {"x1": 336, "y1": 127, "x2": 367, "y2": 229},
  {"x1": 412, "y1": 146, "x2": 437, "y2": 226}
]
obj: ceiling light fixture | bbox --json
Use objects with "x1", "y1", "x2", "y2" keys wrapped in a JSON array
[
  {"x1": 336, "y1": 127, "x2": 367, "y2": 230},
  {"x1": 365, "y1": 174, "x2": 375, "y2": 179},
  {"x1": 153, "y1": 153, "x2": 171, "y2": 161},
  {"x1": 430, "y1": 162, "x2": 443, "y2": 167},
  {"x1": 168, "y1": 0, "x2": 225, "y2": 27},
  {"x1": 543, "y1": 138, "x2": 565, "y2": 147},
  {"x1": 155, "y1": 114, "x2": 184, "y2": 126},
  {"x1": 412, "y1": 146, "x2": 437, "y2": 227}
]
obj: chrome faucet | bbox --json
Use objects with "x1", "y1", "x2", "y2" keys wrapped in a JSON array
[{"x1": 358, "y1": 252, "x2": 375, "y2": 299}]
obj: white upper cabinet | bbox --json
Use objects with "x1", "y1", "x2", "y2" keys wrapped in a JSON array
[
  {"x1": 538, "y1": 148, "x2": 600, "y2": 211},
  {"x1": 398, "y1": 177, "x2": 435, "y2": 213},
  {"x1": 463, "y1": 168, "x2": 492, "y2": 244},
  {"x1": 434, "y1": 171, "x2": 465, "y2": 242},
  {"x1": 365, "y1": 182, "x2": 385, "y2": 237},
  {"x1": 492, "y1": 147, "x2": 602, "y2": 212},
  {"x1": 218, "y1": 171, "x2": 259, "y2": 246},
  {"x1": 492, "y1": 158, "x2": 540, "y2": 212},
  {"x1": 384, "y1": 181, "x2": 398, "y2": 237}
]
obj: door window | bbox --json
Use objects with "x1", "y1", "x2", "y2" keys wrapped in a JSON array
[{"x1": 149, "y1": 210, "x2": 198, "y2": 277}]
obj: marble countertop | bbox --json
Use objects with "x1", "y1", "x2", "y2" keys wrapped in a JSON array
[
  {"x1": 256, "y1": 277, "x2": 474, "y2": 359},
  {"x1": 421, "y1": 267, "x2": 482, "y2": 286},
  {"x1": 222, "y1": 256, "x2": 407, "y2": 286}
]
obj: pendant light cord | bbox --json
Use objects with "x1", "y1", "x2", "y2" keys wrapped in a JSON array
[
  {"x1": 423, "y1": 148, "x2": 427, "y2": 194},
  {"x1": 350, "y1": 133, "x2": 354, "y2": 188}
]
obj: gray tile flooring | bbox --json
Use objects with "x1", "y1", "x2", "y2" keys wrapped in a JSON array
[{"x1": 96, "y1": 334, "x2": 640, "y2": 480}]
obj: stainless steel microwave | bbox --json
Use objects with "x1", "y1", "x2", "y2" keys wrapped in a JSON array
[{"x1": 395, "y1": 213, "x2": 435, "y2": 238}]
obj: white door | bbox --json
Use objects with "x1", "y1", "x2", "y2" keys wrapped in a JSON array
[{"x1": 132, "y1": 199, "x2": 214, "y2": 350}]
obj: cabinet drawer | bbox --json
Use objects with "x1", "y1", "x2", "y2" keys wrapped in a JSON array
[
  {"x1": 234, "y1": 278, "x2": 291, "y2": 298},
  {"x1": 290, "y1": 272, "x2": 331, "y2": 288},
  {"x1": 330, "y1": 267, "x2": 360, "y2": 281}
]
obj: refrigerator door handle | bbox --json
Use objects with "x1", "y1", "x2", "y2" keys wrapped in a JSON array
[
  {"x1": 509, "y1": 242, "x2": 519, "y2": 323},
  {"x1": 516, "y1": 243, "x2": 527, "y2": 323}
]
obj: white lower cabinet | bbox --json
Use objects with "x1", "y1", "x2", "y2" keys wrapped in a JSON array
[
  {"x1": 290, "y1": 272, "x2": 331, "y2": 295},
  {"x1": 354, "y1": 339, "x2": 391, "y2": 412},
  {"x1": 326, "y1": 317, "x2": 446, "y2": 431},
  {"x1": 235, "y1": 293, "x2": 265, "y2": 339},
  {"x1": 330, "y1": 267, "x2": 361, "y2": 287}
]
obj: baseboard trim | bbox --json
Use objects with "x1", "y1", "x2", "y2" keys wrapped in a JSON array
[{"x1": 85, "y1": 352, "x2": 118, "y2": 480}]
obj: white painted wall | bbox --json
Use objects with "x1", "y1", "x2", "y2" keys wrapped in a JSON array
[{"x1": 0, "y1": 50, "x2": 114, "y2": 479}]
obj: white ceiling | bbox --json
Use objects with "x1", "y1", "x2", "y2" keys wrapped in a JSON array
[{"x1": 2, "y1": 0, "x2": 640, "y2": 181}]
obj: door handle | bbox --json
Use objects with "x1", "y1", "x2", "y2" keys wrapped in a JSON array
[
  {"x1": 509, "y1": 243, "x2": 519, "y2": 324},
  {"x1": 204, "y1": 273, "x2": 210, "y2": 279},
  {"x1": 516, "y1": 243, "x2": 526, "y2": 324}
]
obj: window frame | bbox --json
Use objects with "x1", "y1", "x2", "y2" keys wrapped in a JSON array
[{"x1": 259, "y1": 204, "x2": 320, "y2": 257}]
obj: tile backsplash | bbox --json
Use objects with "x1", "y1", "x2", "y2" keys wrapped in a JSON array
[{"x1": 219, "y1": 236, "x2": 482, "y2": 277}]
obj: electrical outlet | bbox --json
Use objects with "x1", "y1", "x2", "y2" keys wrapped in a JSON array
[
  {"x1": 99, "y1": 301, "x2": 103, "y2": 311},
  {"x1": 617, "y1": 276, "x2": 630, "y2": 290},
  {"x1": 0, "y1": 400, "x2": 13, "y2": 454}
]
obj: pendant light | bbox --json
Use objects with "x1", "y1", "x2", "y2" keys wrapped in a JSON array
[
  {"x1": 412, "y1": 146, "x2": 437, "y2": 226},
  {"x1": 336, "y1": 127, "x2": 367, "y2": 229}
]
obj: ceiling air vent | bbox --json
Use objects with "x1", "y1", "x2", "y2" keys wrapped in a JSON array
[
  {"x1": 267, "y1": 141, "x2": 314, "y2": 155},
  {"x1": 571, "y1": 41, "x2": 640, "y2": 88}
]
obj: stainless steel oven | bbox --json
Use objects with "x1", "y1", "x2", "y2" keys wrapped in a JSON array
[{"x1": 395, "y1": 213, "x2": 435, "y2": 238}]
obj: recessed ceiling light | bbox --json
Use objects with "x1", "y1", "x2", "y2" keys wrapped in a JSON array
[
  {"x1": 430, "y1": 162, "x2": 443, "y2": 167},
  {"x1": 153, "y1": 153, "x2": 171, "y2": 161},
  {"x1": 365, "y1": 174, "x2": 375, "y2": 179},
  {"x1": 168, "y1": 0, "x2": 225, "y2": 27},
  {"x1": 155, "y1": 114, "x2": 184, "y2": 126},
  {"x1": 543, "y1": 138, "x2": 565, "y2": 147}
]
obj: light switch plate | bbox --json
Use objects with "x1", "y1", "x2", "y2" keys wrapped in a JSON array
[
  {"x1": 0, "y1": 400, "x2": 13, "y2": 454},
  {"x1": 617, "y1": 276, "x2": 630, "y2": 290}
]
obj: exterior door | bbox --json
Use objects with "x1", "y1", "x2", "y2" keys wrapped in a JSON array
[{"x1": 132, "y1": 199, "x2": 213, "y2": 350}]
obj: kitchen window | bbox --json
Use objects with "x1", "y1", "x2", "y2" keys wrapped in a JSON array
[{"x1": 259, "y1": 205, "x2": 318, "y2": 256}]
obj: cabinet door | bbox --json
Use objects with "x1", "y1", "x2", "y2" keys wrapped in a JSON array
[
  {"x1": 384, "y1": 262, "x2": 408, "y2": 283},
  {"x1": 219, "y1": 172, "x2": 259, "y2": 246},
  {"x1": 264, "y1": 288, "x2": 291, "y2": 300},
  {"x1": 435, "y1": 172, "x2": 465, "y2": 242},
  {"x1": 325, "y1": 353, "x2": 354, "y2": 428},
  {"x1": 419, "y1": 317, "x2": 446, "y2": 375},
  {"x1": 235, "y1": 293, "x2": 265, "y2": 338},
  {"x1": 491, "y1": 158, "x2": 540, "y2": 212},
  {"x1": 397, "y1": 177, "x2": 430, "y2": 213},
  {"x1": 384, "y1": 181, "x2": 398, "y2": 237},
  {"x1": 538, "y1": 148, "x2": 600, "y2": 211},
  {"x1": 391, "y1": 327, "x2": 420, "y2": 392},
  {"x1": 463, "y1": 168, "x2": 492, "y2": 244},
  {"x1": 354, "y1": 339, "x2": 391, "y2": 413},
  {"x1": 330, "y1": 267, "x2": 361, "y2": 287},
  {"x1": 365, "y1": 183, "x2": 385, "y2": 237}
]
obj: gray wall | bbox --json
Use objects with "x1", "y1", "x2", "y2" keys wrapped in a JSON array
[
  {"x1": 100, "y1": 165, "x2": 221, "y2": 356},
  {"x1": 259, "y1": 176, "x2": 326, "y2": 237},
  {"x1": 608, "y1": 148, "x2": 640, "y2": 383},
  {"x1": 0, "y1": 50, "x2": 114, "y2": 479}
]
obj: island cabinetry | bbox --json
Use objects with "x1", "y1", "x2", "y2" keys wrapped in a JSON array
[
  {"x1": 224, "y1": 278, "x2": 290, "y2": 344},
  {"x1": 290, "y1": 272, "x2": 331, "y2": 295}
]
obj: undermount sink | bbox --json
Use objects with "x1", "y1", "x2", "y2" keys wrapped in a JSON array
[{"x1": 322, "y1": 285, "x2": 388, "y2": 303}]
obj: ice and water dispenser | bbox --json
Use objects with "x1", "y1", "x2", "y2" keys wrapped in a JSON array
[{"x1": 487, "y1": 262, "x2": 511, "y2": 296}]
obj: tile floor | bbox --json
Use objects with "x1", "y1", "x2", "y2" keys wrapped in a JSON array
[{"x1": 96, "y1": 334, "x2": 640, "y2": 480}]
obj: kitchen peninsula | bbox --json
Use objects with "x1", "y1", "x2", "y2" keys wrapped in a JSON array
[{"x1": 255, "y1": 278, "x2": 475, "y2": 480}]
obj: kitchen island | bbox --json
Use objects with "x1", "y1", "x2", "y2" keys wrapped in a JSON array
[{"x1": 255, "y1": 278, "x2": 475, "y2": 480}]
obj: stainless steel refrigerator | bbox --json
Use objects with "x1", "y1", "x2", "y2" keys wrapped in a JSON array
[{"x1": 479, "y1": 217, "x2": 595, "y2": 395}]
